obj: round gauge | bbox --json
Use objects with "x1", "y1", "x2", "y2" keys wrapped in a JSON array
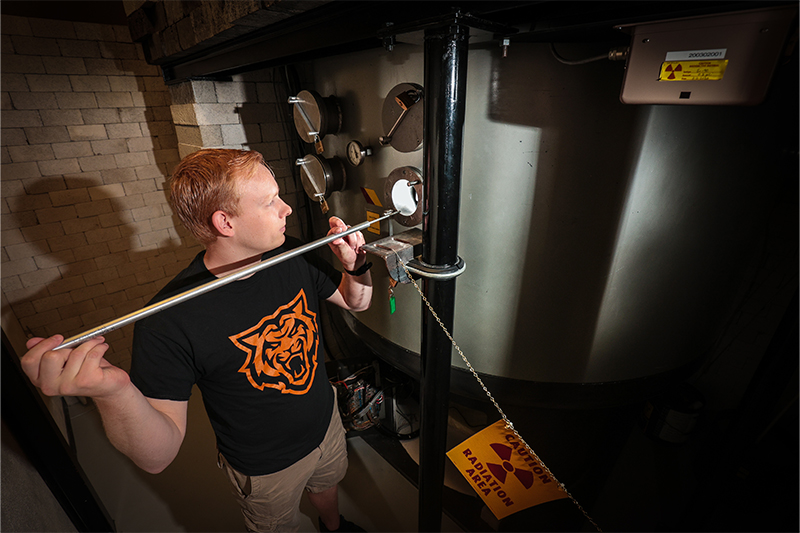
[{"x1": 346, "y1": 140, "x2": 372, "y2": 167}]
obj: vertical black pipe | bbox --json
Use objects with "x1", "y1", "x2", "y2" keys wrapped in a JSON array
[{"x1": 419, "y1": 21, "x2": 469, "y2": 532}]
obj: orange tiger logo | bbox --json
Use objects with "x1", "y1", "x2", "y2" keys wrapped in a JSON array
[{"x1": 229, "y1": 290, "x2": 318, "y2": 394}]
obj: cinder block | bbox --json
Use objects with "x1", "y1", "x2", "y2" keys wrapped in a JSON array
[
  {"x1": 113, "y1": 24, "x2": 133, "y2": 44},
  {"x1": 126, "y1": 136, "x2": 156, "y2": 152},
  {"x1": 3, "y1": 110, "x2": 43, "y2": 128},
  {"x1": 35, "y1": 205, "x2": 78, "y2": 224},
  {"x1": 58, "y1": 300, "x2": 98, "y2": 320},
  {"x1": 29, "y1": 18, "x2": 77, "y2": 40},
  {"x1": 72, "y1": 22, "x2": 116, "y2": 43},
  {"x1": 26, "y1": 74, "x2": 72, "y2": 92},
  {"x1": 168, "y1": 82, "x2": 194, "y2": 105},
  {"x1": 102, "y1": 274, "x2": 136, "y2": 294},
  {"x1": 8, "y1": 144, "x2": 55, "y2": 163},
  {"x1": 85, "y1": 226, "x2": 122, "y2": 245},
  {"x1": 108, "y1": 75, "x2": 142, "y2": 93},
  {"x1": 91, "y1": 139, "x2": 128, "y2": 155},
  {"x1": 84, "y1": 58, "x2": 126, "y2": 76},
  {"x1": 88, "y1": 183, "x2": 125, "y2": 200},
  {"x1": 2, "y1": 73, "x2": 30, "y2": 92},
  {"x1": 96, "y1": 92, "x2": 134, "y2": 108},
  {"x1": 115, "y1": 151, "x2": 150, "y2": 168},
  {"x1": 140, "y1": 120, "x2": 175, "y2": 137},
  {"x1": 40, "y1": 109, "x2": 84, "y2": 126},
  {"x1": 100, "y1": 167, "x2": 138, "y2": 184},
  {"x1": 58, "y1": 39, "x2": 101, "y2": 58},
  {"x1": 79, "y1": 154, "x2": 118, "y2": 172},
  {"x1": 74, "y1": 198, "x2": 113, "y2": 218},
  {"x1": 221, "y1": 123, "x2": 248, "y2": 145},
  {"x1": 68, "y1": 124, "x2": 108, "y2": 141},
  {"x1": 119, "y1": 107, "x2": 147, "y2": 122},
  {"x1": 2, "y1": 15, "x2": 33, "y2": 36},
  {"x1": 82, "y1": 108, "x2": 120, "y2": 124},
  {"x1": 38, "y1": 158, "x2": 82, "y2": 177},
  {"x1": 170, "y1": 104, "x2": 198, "y2": 125},
  {"x1": 194, "y1": 103, "x2": 240, "y2": 125},
  {"x1": 120, "y1": 59, "x2": 159, "y2": 77},
  {"x1": 73, "y1": 242, "x2": 111, "y2": 262},
  {"x1": 23, "y1": 125, "x2": 69, "y2": 144},
  {"x1": 55, "y1": 92, "x2": 98, "y2": 109},
  {"x1": 99, "y1": 41, "x2": 139, "y2": 60},
  {"x1": 11, "y1": 35, "x2": 61, "y2": 56},
  {"x1": 6, "y1": 192, "x2": 52, "y2": 213},
  {"x1": 20, "y1": 176, "x2": 66, "y2": 195},
  {"x1": 2, "y1": 257, "x2": 38, "y2": 277},
  {"x1": 10, "y1": 91, "x2": 58, "y2": 110},
  {"x1": 2, "y1": 54, "x2": 46, "y2": 74},
  {"x1": 42, "y1": 56, "x2": 87, "y2": 75},
  {"x1": 47, "y1": 275, "x2": 87, "y2": 296},
  {"x1": 1, "y1": 128, "x2": 27, "y2": 147},
  {"x1": 106, "y1": 123, "x2": 142, "y2": 139},
  {"x1": 69, "y1": 75, "x2": 111, "y2": 92},
  {"x1": 33, "y1": 293, "x2": 75, "y2": 314},
  {"x1": 80, "y1": 307, "x2": 116, "y2": 327},
  {"x1": 34, "y1": 249, "x2": 76, "y2": 270},
  {"x1": 69, "y1": 283, "x2": 106, "y2": 303},
  {"x1": 5, "y1": 240, "x2": 45, "y2": 261},
  {"x1": 52, "y1": 141, "x2": 93, "y2": 159},
  {"x1": 21, "y1": 222, "x2": 65, "y2": 242},
  {"x1": 124, "y1": 180, "x2": 158, "y2": 196},
  {"x1": 49, "y1": 188, "x2": 91, "y2": 207},
  {"x1": 2, "y1": 162, "x2": 42, "y2": 180},
  {"x1": 61, "y1": 216, "x2": 101, "y2": 235}
]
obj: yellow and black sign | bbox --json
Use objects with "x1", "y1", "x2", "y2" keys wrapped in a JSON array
[
  {"x1": 447, "y1": 420, "x2": 568, "y2": 520},
  {"x1": 659, "y1": 60, "x2": 728, "y2": 81}
]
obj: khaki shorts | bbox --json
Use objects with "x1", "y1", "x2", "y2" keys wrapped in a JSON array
[{"x1": 217, "y1": 390, "x2": 348, "y2": 533}]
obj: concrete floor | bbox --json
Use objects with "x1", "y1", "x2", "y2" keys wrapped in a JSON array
[
  {"x1": 65, "y1": 385, "x2": 798, "y2": 532},
  {"x1": 67, "y1": 391, "x2": 463, "y2": 533}
]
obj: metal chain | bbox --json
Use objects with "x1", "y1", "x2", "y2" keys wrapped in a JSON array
[{"x1": 396, "y1": 257, "x2": 602, "y2": 532}]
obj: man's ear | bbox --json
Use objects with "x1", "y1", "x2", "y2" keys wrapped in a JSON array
[{"x1": 211, "y1": 210, "x2": 235, "y2": 237}]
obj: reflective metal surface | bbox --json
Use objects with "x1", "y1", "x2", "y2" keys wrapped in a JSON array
[{"x1": 302, "y1": 39, "x2": 797, "y2": 391}]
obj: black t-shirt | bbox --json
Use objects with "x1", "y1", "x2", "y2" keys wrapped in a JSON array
[{"x1": 130, "y1": 238, "x2": 343, "y2": 476}]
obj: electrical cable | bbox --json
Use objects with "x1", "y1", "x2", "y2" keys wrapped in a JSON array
[{"x1": 549, "y1": 42, "x2": 609, "y2": 65}]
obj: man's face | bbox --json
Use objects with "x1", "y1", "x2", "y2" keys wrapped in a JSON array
[{"x1": 228, "y1": 164, "x2": 292, "y2": 254}]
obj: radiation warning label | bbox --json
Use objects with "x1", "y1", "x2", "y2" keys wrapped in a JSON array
[{"x1": 659, "y1": 60, "x2": 728, "y2": 81}]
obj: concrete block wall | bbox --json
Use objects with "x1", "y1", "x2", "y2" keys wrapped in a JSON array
[
  {"x1": 1, "y1": 14, "x2": 191, "y2": 371},
  {"x1": 167, "y1": 71, "x2": 306, "y2": 239}
]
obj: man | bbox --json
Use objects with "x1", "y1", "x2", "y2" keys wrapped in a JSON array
[{"x1": 21, "y1": 148, "x2": 370, "y2": 532}]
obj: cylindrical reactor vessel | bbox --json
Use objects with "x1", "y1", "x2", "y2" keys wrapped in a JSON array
[{"x1": 300, "y1": 39, "x2": 795, "y2": 408}]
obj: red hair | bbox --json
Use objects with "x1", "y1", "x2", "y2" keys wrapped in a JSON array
[{"x1": 169, "y1": 149, "x2": 270, "y2": 244}]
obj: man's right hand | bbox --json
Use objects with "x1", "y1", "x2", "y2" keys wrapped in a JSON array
[{"x1": 21, "y1": 335, "x2": 131, "y2": 399}]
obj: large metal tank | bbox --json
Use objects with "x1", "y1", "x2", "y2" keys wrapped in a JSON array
[{"x1": 298, "y1": 35, "x2": 796, "y2": 407}]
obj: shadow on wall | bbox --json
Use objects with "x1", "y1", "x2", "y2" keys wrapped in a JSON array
[
  {"x1": 2, "y1": 175, "x2": 193, "y2": 371},
  {"x1": 484, "y1": 41, "x2": 643, "y2": 383}
]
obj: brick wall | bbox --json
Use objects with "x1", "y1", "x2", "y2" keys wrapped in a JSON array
[
  {"x1": 1, "y1": 14, "x2": 190, "y2": 370},
  {"x1": 1, "y1": 15, "x2": 307, "y2": 370}
]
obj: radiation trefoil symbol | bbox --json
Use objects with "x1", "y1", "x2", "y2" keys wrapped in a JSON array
[{"x1": 487, "y1": 443, "x2": 534, "y2": 489}]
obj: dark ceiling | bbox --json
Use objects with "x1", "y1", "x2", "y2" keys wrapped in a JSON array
[{"x1": 1, "y1": 0, "x2": 128, "y2": 25}]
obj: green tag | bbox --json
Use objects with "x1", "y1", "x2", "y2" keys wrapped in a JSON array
[{"x1": 389, "y1": 295, "x2": 396, "y2": 314}]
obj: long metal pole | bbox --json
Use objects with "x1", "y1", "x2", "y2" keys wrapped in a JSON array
[
  {"x1": 55, "y1": 211, "x2": 397, "y2": 350},
  {"x1": 418, "y1": 21, "x2": 469, "y2": 532}
]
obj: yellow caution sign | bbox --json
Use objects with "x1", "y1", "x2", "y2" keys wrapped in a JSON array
[
  {"x1": 447, "y1": 420, "x2": 568, "y2": 520},
  {"x1": 659, "y1": 60, "x2": 728, "y2": 81},
  {"x1": 365, "y1": 210, "x2": 381, "y2": 234}
]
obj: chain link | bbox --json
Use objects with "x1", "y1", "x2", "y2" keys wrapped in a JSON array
[{"x1": 397, "y1": 257, "x2": 602, "y2": 532}]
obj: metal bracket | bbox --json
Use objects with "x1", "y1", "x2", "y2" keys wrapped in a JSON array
[
  {"x1": 362, "y1": 229, "x2": 422, "y2": 284},
  {"x1": 362, "y1": 228, "x2": 466, "y2": 282}
]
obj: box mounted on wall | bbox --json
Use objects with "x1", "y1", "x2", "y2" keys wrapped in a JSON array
[{"x1": 617, "y1": 5, "x2": 797, "y2": 105}]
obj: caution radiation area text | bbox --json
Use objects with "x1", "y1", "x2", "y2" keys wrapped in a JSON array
[{"x1": 447, "y1": 420, "x2": 568, "y2": 520}]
